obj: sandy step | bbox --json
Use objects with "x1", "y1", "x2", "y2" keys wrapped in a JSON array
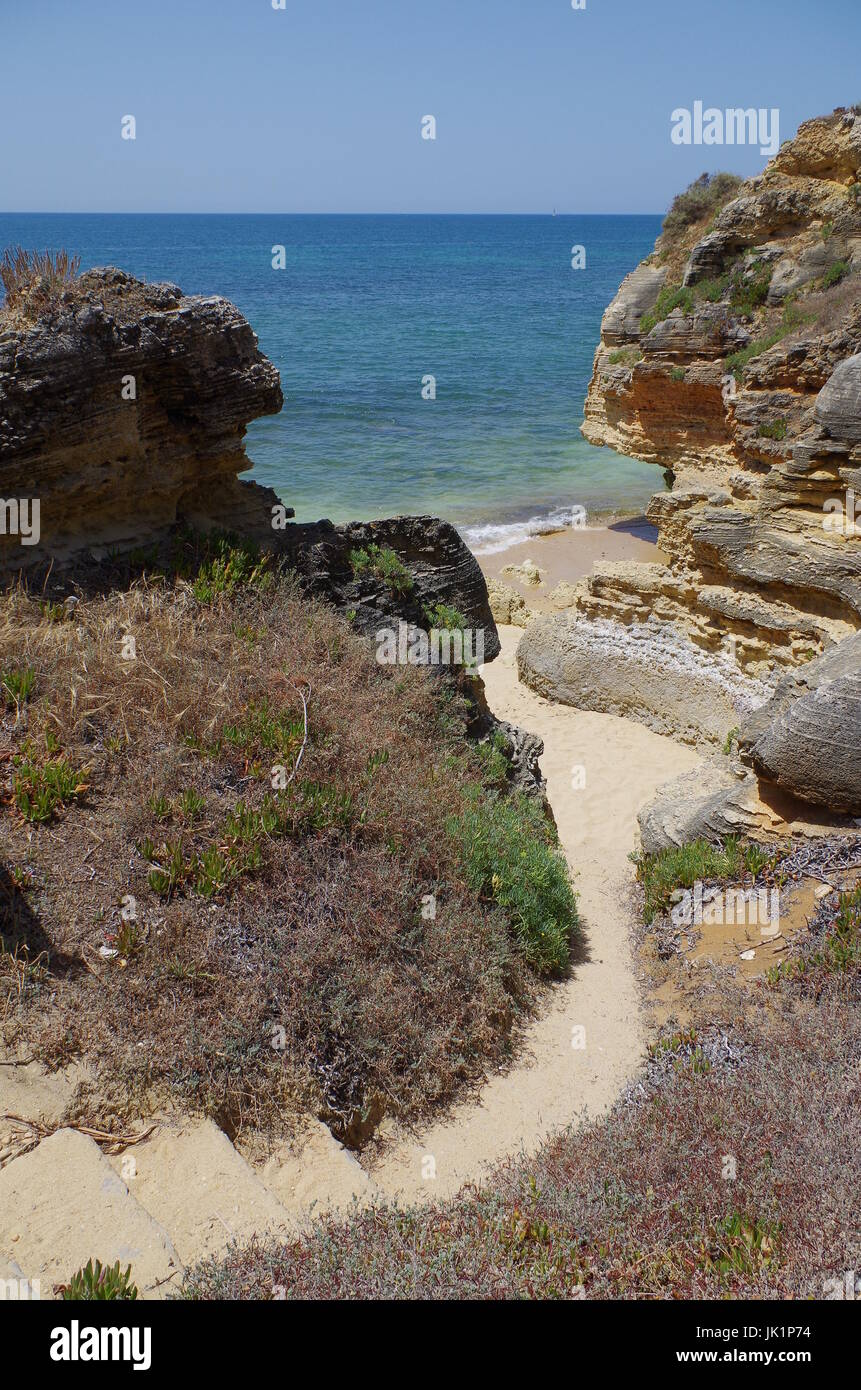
[
  {"x1": 0, "y1": 1128, "x2": 181, "y2": 1299},
  {"x1": 0, "y1": 1056, "x2": 89, "y2": 1159},
  {"x1": 106, "y1": 1119, "x2": 294, "y2": 1265},
  {"x1": 253, "y1": 1118, "x2": 379, "y2": 1219}
]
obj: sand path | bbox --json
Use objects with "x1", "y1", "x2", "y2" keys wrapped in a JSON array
[{"x1": 364, "y1": 625, "x2": 703, "y2": 1201}]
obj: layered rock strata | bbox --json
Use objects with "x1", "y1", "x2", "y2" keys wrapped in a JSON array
[
  {"x1": 0, "y1": 268, "x2": 285, "y2": 568},
  {"x1": 522, "y1": 109, "x2": 861, "y2": 773}
]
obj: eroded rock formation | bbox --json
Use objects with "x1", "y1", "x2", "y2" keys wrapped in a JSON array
[
  {"x1": 522, "y1": 108, "x2": 861, "y2": 768},
  {"x1": 0, "y1": 268, "x2": 285, "y2": 568}
]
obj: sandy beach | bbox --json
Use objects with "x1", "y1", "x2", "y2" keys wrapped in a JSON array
[{"x1": 474, "y1": 515, "x2": 662, "y2": 615}]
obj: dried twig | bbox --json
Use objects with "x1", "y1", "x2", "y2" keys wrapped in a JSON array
[{"x1": 0, "y1": 1113, "x2": 156, "y2": 1169}]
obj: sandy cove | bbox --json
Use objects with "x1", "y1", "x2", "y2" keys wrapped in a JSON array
[
  {"x1": 475, "y1": 515, "x2": 664, "y2": 616},
  {"x1": 364, "y1": 608, "x2": 703, "y2": 1203}
]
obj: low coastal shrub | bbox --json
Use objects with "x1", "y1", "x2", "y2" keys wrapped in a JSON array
[
  {"x1": 0, "y1": 564, "x2": 549, "y2": 1137},
  {"x1": 660, "y1": 172, "x2": 743, "y2": 245},
  {"x1": 757, "y1": 418, "x2": 787, "y2": 440},
  {"x1": 182, "y1": 953, "x2": 858, "y2": 1299},
  {"x1": 447, "y1": 787, "x2": 578, "y2": 974},
  {"x1": 349, "y1": 543, "x2": 414, "y2": 596},
  {"x1": 631, "y1": 836, "x2": 781, "y2": 925},
  {"x1": 422, "y1": 600, "x2": 467, "y2": 633},
  {"x1": 823, "y1": 259, "x2": 850, "y2": 288}
]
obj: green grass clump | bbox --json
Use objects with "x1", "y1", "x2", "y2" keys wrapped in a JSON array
[
  {"x1": 670, "y1": 366, "x2": 686, "y2": 382},
  {"x1": 729, "y1": 265, "x2": 772, "y2": 314},
  {"x1": 771, "y1": 883, "x2": 861, "y2": 984},
  {"x1": 349, "y1": 544, "x2": 414, "y2": 597},
  {"x1": 640, "y1": 285, "x2": 695, "y2": 335},
  {"x1": 423, "y1": 601, "x2": 467, "y2": 633},
  {"x1": 60, "y1": 1258, "x2": 138, "y2": 1301},
  {"x1": 632, "y1": 837, "x2": 779, "y2": 925},
  {"x1": 823, "y1": 259, "x2": 850, "y2": 288},
  {"x1": 696, "y1": 273, "x2": 730, "y2": 302},
  {"x1": 221, "y1": 698, "x2": 304, "y2": 762},
  {"x1": 757, "y1": 418, "x2": 787, "y2": 440},
  {"x1": 192, "y1": 535, "x2": 271, "y2": 604},
  {"x1": 701, "y1": 1213, "x2": 780, "y2": 1282},
  {"x1": 1, "y1": 666, "x2": 35, "y2": 708},
  {"x1": 13, "y1": 751, "x2": 88, "y2": 823},
  {"x1": 447, "y1": 788, "x2": 578, "y2": 974},
  {"x1": 146, "y1": 781, "x2": 355, "y2": 902},
  {"x1": 607, "y1": 347, "x2": 642, "y2": 366}
]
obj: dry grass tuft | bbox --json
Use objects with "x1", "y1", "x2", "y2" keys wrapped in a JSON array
[{"x1": 0, "y1": 246, "x2": 81, "y2": 319}]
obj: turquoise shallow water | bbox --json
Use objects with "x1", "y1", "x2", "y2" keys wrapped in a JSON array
[{"x1": 0, "y1": 213, "x2": 665, "y2": 546}]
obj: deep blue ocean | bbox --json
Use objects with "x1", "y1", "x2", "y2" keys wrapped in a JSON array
[{"x1": 0, "y1": 214, "x2": 664, "y2": 547}]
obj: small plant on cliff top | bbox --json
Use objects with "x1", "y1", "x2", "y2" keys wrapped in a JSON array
[
  {"x1": 349, "y1": 544, "x2": 414, "y2": 597},
  {"x1": 660, "y1": 172, "x2": 743, "y2": 243},
  {"x1": 0, "y1": 246, "x2": 81, "y2": 316}
]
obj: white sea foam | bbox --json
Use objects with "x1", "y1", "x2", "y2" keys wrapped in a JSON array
[{"x1": 461, "y1": 505, "x2": 596, "y2": 556}]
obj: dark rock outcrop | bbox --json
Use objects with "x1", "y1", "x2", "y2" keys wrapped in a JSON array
[{"x1": 281, "y1": 514, "x2": 500, "y2": 662}]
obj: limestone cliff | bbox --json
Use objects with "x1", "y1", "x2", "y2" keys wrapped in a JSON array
[
  {"x1": 0, "y1": 268, "x2": 284, "y2": 568},
  {"x1": 522, "y1": 109, "x2": 861, "y2": 766},
  {"x1": 583, "y1": 108, "x2": 861, "y2": 668}
]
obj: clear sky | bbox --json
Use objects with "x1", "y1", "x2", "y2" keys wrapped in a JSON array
[{"x1": 2, "y1": 0, "x2": 859, "y2": 214}]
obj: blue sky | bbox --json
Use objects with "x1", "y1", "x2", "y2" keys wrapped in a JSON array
[{"x1": 2, "y1": 0, "x2": 859, "y2": 213}]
